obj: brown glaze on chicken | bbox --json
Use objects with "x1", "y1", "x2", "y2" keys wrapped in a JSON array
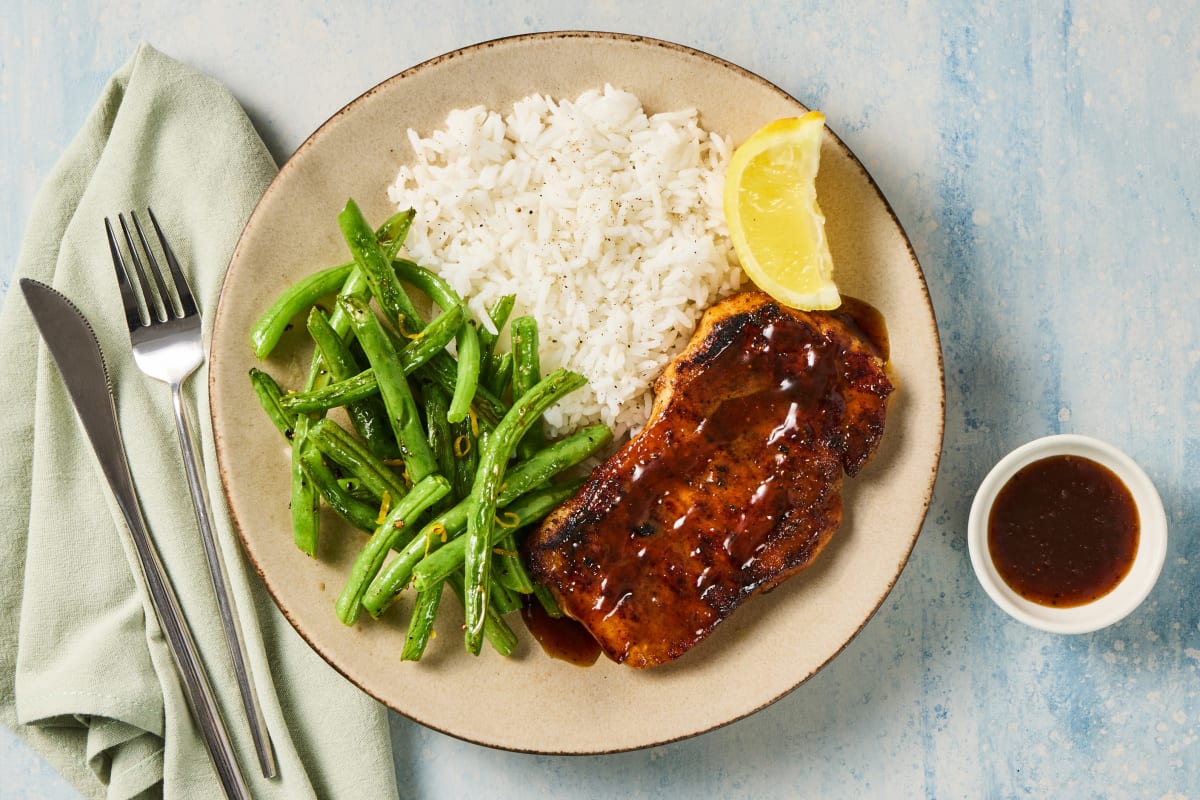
[{"x1": 524, "y1": 291, "x2": 893, "y2": 668}]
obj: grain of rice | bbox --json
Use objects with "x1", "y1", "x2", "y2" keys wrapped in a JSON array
[{"x1": 387, "y1": 84, "x2": 742, "y2": 440}]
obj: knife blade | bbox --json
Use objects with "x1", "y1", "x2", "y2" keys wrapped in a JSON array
[{"x1": 20, "y1": 278, "x2": 251, "y2": 800}]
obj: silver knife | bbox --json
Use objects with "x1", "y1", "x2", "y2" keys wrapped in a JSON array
[{"x1": 20, "y1": 278, "x2": 252, "y2": 800}]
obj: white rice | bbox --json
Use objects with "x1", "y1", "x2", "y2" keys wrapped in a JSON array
[{"x1": 387, "y1": 85, "x2": 742, "y2": 439}]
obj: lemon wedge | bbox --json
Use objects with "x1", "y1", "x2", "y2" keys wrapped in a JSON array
[{"x1": 724, "y1": 112, "x2": 841, "y2": 310}]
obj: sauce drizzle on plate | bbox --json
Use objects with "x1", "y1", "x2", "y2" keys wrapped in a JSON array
[{"x1": 521, "y1": 598, "x2": 602, "y2": 667}]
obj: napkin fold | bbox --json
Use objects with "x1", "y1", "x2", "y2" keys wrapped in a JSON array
[{"x1": 0, "y1": 44, "x2": 400, "y2": 800}]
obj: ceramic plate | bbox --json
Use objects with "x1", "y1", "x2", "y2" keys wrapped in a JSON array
[{"x1": 210, "y1": 31, "x2": 944, "y2": 754}]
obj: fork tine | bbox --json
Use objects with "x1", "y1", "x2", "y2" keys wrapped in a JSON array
[
  {"x1": 118, "y1": 213, "x2": 167, "y2": 323},
  {"x1": 106, "y1": 217, "x2": 147, "y2": 332},
  {"x1": 128, "y1": 210, "x2": 176, "y2": 320},
  {"x1": 147, "y1": 208, "x2": 199, "y2": 318}
]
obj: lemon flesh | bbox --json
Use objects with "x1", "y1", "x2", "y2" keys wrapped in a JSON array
[{"x1": 724, "y1": 112, "x2": 841, "y2": 310}]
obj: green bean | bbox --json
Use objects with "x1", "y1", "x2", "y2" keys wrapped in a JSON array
[
  {"x1": 488, "y1": 347, "x2": 536, "y2": 597},
  {"x1": 325, "y1": 266, "x2": 371, "y2": 335},
  {"x1": 365, "y1": 424, "x2": 607, "y2": 610},
  {"x1": 276, "y1": 242, "x2": 381, "y2": 554},
  {"x1": 477, "y1": 294, "x2": 515, "y2": 389},
  {"x1": 290, "y1": 419, "x2": 320, "y2": 556},
  {"x1": 424, "y1": 384, "x2": 457, "y2": 517},
  {"x1": 280, "y1": 369, "x2": 381, "y2": 414},
  {"x1": 251, "y1": 206, "x2": 607, "y2": 651},
  {"x1": 306, "y1": 306, "x2": 359, "y2": 378},
  {"x1": 306, "y1": 307, "x2": 396, "y2": 461},
  {"x1": 283, "y1": 273, "x2": 369, "y2": 557},
  {"x1": 338, "y1": 200, "x2": 424, "y2": 334},
  {"x1": 487, "y1": 351, "x2": 514, "y2": 399},
  {"x1": 335, "y1": 474, "x2": 450, "y2": 626},
  {"x1": 250, "y1": 214, "x2": 391, "y2": 365},
  {"x1": 488, "y1": 294, "x2": 516, "y2": 331},
  {"x1": 289, "y1": 308, "x2": 337, "y2": 557},
  {"x1": 400, "y1": 581, "x2": 443, "y2": 662},
  {"x1": 249, "y1": 368, "x2": 296, "y2": 437},
  {"x1": 424, "y1": 384, "x2": 455, "y2": 483},
  {"x1": 397, "y1": 303, "x2": 467, "y2": 372},
  {"x1": 390, "y1": 259, "x2": 460, "y2": 312},
  {"x1": 410, "y1": 480, "x2": 582, "y2": 594},
  {"x1": 463, "y1": 368, "x2": 586, "y2": 651},
  {"x1": 532, "y1": 584, "x2": 563, "y2": 619},
  {"x1": 307, "y1": 418, "x2": 407, "y2": 502},
  {"x1": 417, "y1": 353, "x2": 506, "y2": 428},
  {"x1": 288, "y1": 267, "x2": 385, "y2": 554},
  {"x1": 300, "y1": 267, "x2": 372, "y2": 400},
  {"x1": 477, "y1": 293, "x2": 515, "y2": 358},
  {"x1": 340, "y1": 295, "x2": 438, "y2": 483},
  {"x1": 270, "y1": 263, "x2": 386, "y2": 557},
  {"x1": 250, "y1": 262, "x2": 355, "y2": 359},
  {"x1": 369, "y1": 424, "x2": 609, "y2": 599},
  {"x1": 327, "y1": 217, "x2": 396, "y2": 334},
  {"x1": 446, "y1": 572, "x2": 517, "y2": 657},
  {"x1": 391, "y1": 260, "x2": 482, "y2": 424},
  {"x1": 446, "y1": 322, "x2": 480, "y2": 424},
  {"x1": 376, "y1": 208, "x2": 415, "y2": 261},
  {"x1": 449, "y1": 413, "x2": 479, "y2": 501},
  {"x1": 510, "y1": 316, "x2": 545, "y2": 460},
  {"x1": 285, "y1": 303, "x2": 467, "y2": 417},
  {"x1": 290, "y1": 439, "x2": 321, "y2": 558},
  {"x1": 491, "y1": 538, "x2": 533, "y2": 596},
  {"x1": 338, "y1": 477, "x2": 376, "y2": 502},
  {"x1": 300, "y1": 446, "x2": 378, "y2": 533},
  {"x1": 280, "y1": 247, "x2": 383, "y2": 554},
  {"x1": 488, "y1": 573, "x2": 521, "y2": 616}
]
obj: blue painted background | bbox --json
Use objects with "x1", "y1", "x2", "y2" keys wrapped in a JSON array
[{"x1": 3, "y1": 1, "x2": 1197, "y2": 797}]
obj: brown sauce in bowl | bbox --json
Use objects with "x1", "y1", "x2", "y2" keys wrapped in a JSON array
[{"x1": 988, "y1": 455, "x2": 1139, "y2": 607}]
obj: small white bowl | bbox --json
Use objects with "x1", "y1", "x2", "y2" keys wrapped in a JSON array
[{"x1": 967, "y1": 434, "x2": 1167, "y2": 634}]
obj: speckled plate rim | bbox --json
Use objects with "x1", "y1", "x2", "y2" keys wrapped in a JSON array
[{"x1": 210, "y1": 30, "x2": 946, "y2": 754}]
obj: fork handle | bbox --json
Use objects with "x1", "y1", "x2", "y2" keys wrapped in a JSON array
[
  {"x1": 125, "y1": 498, "x2": 252, "y2": 799},
  {"x1": 171, "y1": 383, "x2": 279, "y2": 779}
]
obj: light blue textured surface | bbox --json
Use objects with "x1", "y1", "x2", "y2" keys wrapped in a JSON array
[{"x1": 3, "y1": 2, "x2": 1198, "y2": 798}]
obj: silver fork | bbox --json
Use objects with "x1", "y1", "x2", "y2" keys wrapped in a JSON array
[{"x1": 105, "y1": 209, "x2": 278, "y2": 780}]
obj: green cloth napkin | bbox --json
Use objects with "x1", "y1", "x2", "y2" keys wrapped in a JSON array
[{"x1": 0, "y1": 44, "x2": 401, "y2": 800}]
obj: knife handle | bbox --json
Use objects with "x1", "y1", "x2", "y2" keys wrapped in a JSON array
[
  {"x1": 20, "y1": 278, "x2": 252, "y2": 797},
  {"x1": 108, "y1": 468, "x2": 252, "y2": 800}
]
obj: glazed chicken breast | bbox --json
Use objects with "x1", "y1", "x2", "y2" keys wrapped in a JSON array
[{"x1": 524, "y1": 291, "x2": 894, "y2": 667}]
